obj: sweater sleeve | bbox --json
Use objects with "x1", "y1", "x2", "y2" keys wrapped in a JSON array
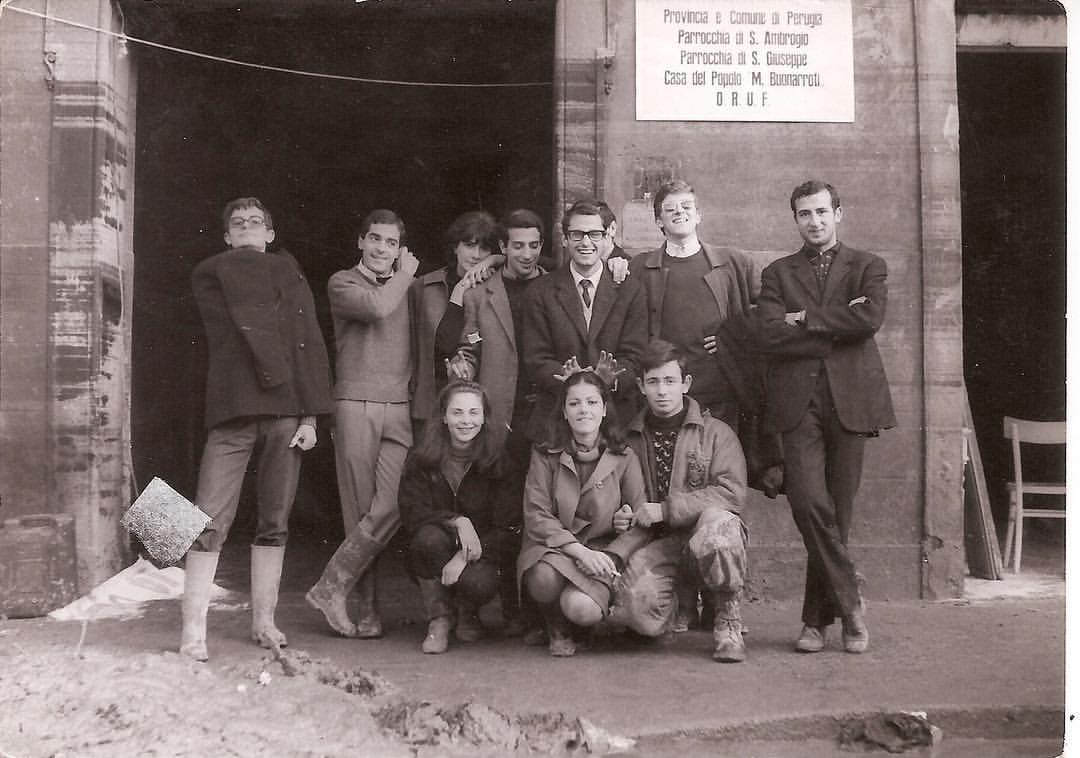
[{"x1": 328, "y1": 269, "x2": 413, "y2": 323}]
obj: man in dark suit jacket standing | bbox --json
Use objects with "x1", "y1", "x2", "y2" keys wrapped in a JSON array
[
  {"x1": 523, "y1": 201, "x2": 647, "y2": 441},
  {"x1": 183, "y1": 197, "x2": 333, "y2": 662},
  {"x1": 757, "y1": 180, "x2": 895, "y2": 655}
]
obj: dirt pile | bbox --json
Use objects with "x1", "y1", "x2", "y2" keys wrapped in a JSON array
[
  {"x1": 1, "y1": 644, "x2": 633, "y2": 757},
  {"x1": 256, "y1": 647, "x2": 635, "y2": 757},
  {"x1": 1, "y1": 647, "x2": 405, "y2": 757}
]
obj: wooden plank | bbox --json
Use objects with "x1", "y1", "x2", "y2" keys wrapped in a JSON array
[{"x1": 962, "y1": 389, "x2": 1003, "y2": 579}]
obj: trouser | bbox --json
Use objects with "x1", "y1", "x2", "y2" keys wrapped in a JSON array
[
  {"x1": 192, "y1": 416, "x2": 301, "y2": 552},
  {"x1": 500, "y1": 417, "x2": 532, "y2": 618},
  {"x1": 408, "y1": 523, "x2": 506, "y2": 615},
  {"x1": 782, "y1": 374, "x2": 865, "y2": 627},
  {"x1": 609, "y1": 509, "x2": 747, "y2": 636},
  {"x1": 333, "y1": 399, "x2": 411, "y2": 536}
]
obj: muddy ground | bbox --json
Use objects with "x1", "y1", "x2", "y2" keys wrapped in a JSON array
[
  {"x1": 1, "y1": 530, "x2": 1065, "y2": 757},
  {"x1": 0, "y1": 641, "x2": 632, "y2": 758}
]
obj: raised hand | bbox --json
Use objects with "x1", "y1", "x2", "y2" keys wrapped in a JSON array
[
  {"x1": 446, "y1": 352, "x2": 475, "y2": 381},
  {"x1": 553, "y1": 355, "x2": 584, "y2": 382},
  {"x1": 461, "y1": 256, "x2": 500, "y2": 289},
  {"x1": 398, "y1": 246, "x2": 420, "y2": 277},
  {"x1": 607, "y1": 256, "x2": 630, "y2": 284},
  {"x1": 593, "y1": 350, "x2": 626, "y2": 388}
]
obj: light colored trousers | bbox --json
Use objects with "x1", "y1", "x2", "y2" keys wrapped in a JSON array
[
  {"x1": 609, "y1": 509, "x2": 747, "y2": 636},
  {"x1": 333, "y1": 399, "x2": 412, "y2": 540}
]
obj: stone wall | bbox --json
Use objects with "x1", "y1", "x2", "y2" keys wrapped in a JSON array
[
  {"x1": 1, "y1": 0, "x2": 136, "y2": 589},
  {"x1": 553, "y1": 0, "x2": 964, "y2": 599}
]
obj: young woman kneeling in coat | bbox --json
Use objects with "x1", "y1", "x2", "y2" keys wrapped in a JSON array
[
  {"x1": 517, "y1": 370, "x2": 661, "y2": 657},
  {"x1": 400, "y1": 380, "x2": 522, "y2": 653}
]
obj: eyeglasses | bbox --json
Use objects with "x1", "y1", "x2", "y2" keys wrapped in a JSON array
[
  {"x1": 229, "y1": 216, "x2": 266, "y2": 229},
  {"x1": 660, "y1": 201, "x2": 696, "y2": 215},
  {"x1": 566, "y1": 229, "x2": 606, "y2": 242}
]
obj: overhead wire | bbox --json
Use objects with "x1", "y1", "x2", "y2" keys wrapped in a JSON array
[{"x1": 2, "y1": 3, "x2": 553, "y2": 88}]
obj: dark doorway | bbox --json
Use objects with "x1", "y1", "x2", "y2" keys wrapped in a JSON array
[
  {"x1": 128, "y1": 1, "x2": 556, "y2": 537},
  {"x1": 957, "y1": 51, "x2": 1066, "y2": 529}
]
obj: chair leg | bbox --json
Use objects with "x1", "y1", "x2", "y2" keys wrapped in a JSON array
[
  {"x1": 1013, "y1": 508, "x2": 1024, "y2": 574},
  {"x1": 1003, "y1": 492, "x2": 1016, "y2": 570}
]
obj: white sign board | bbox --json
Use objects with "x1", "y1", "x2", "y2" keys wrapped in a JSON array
[{"x1": 636, "y1": 0, "x2": 854, "y2": 122}]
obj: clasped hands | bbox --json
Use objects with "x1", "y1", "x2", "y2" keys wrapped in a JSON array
[{"x1": 613, "y1": 502, "x2": 663, "y2": 532}]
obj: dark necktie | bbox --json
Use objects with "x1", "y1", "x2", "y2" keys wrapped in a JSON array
[
  {"x1": 813, "y1": 250, "x2": 834, "y2": 288},
  {"x1": 580, "y1": 279, "x2": 593, "y2": 309}
]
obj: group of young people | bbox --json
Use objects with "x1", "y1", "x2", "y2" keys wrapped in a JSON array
[{"x1": 178, "y1": 179, "x2": 894, "y2": 667}]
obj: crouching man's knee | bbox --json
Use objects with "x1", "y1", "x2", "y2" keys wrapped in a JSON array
[{"x1": 689, "y1": 509, "x2": 747, "y2": 593}]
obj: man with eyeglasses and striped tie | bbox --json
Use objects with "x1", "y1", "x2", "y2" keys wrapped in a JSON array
[{"x1": 522, "y1": 200, "x2": 647, "y2": 444}]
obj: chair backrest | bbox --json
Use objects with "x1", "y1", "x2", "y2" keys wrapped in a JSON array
[
  {"x1": 1003, "y1": 416, "x2": 1066, "y2": 491},
  {"x1": 1003, "y1": 416, "x2": 1066, "y2": 446}
]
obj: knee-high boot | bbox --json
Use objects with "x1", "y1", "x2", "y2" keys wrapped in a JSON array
[
  {"x1": 251, "y1": 544, "x2": 287, "y2": 649},
  {"x1": 353, "y1": 564, "x2": 382, "y2": 639},
  {"x1": 418, "y1": 578, "x2": 451, "y2": 654},
  {"x1": 305, "y1": 527, "x2": 386, "y2": 637},
  {"x1": 180, "y1": 550, "x2": 220, "y2": 662}
]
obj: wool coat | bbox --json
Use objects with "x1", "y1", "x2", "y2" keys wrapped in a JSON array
[
  {"x1": 629, "y1": 241, "x2": 759, "y2": 343},
  {"x1": 624, "y1": 398, "x2": 747, "y2": 527},
  {"x1": 757, "y1": 243, "x2": 896, "y2": 434},
  {"x1": 517, "y1": 445, "x2": 651, "y2": 610},
  {"x1": 192, "y1": 246, "x2": 332, "y2": 430},
  {"x1": 398, "y1": 451, "x2": 521, "y2": 555},
  {"x1": 457, "y1": 272, "x2": 537, "y2": 441},
  {"x1": 410, "y1": 267, "x2": 453, "y2": 421}
]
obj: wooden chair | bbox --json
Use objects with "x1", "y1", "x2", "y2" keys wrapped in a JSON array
[{"x1": 1001, "y1": 416, "x2": 1066, "y2": 573}]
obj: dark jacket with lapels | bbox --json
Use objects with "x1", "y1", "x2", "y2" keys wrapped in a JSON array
[
  {"x1": 192, "y1": 245, "x2": 332, "y2": 430},
  {"x1": 522, "y1": 265, "x2": 647, "y2": 441},
  {"x1": 757, "y1": 242, "x2": 896, "y2": 435}
]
